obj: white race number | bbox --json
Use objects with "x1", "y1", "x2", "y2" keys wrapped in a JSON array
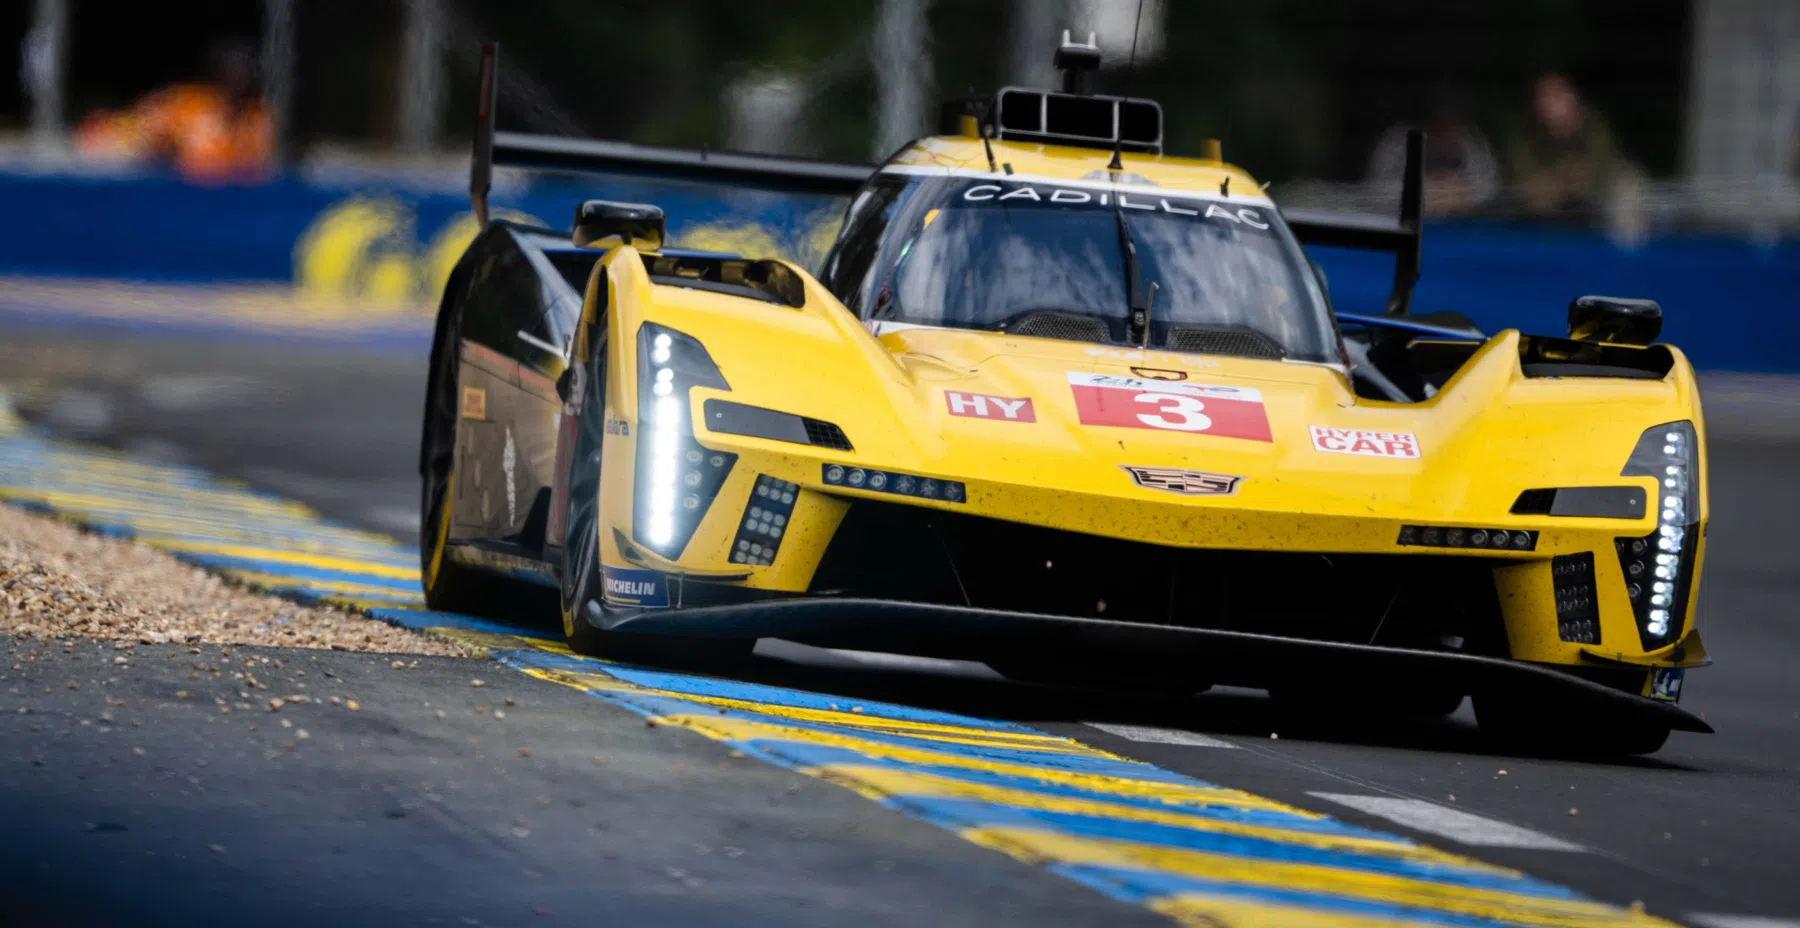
[{"x1": 1133, "y1": 393, "x2": 1213, "y2": 431}]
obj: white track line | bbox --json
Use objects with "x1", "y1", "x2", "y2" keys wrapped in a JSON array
[
  {"x1": 1688, "y1": 915, "x2": 1800, "y2": 928},
  {"x1": 1308, "y1": 793, "x2": 1584, "y2": 851},
  {"x1": 1084, "y1": 722, "x2": 1237, "y2": 748}
]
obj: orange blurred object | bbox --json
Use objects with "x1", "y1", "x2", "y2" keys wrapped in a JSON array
[{"x1": 76, "y1": 83, "x2": 272, "y2": 184}]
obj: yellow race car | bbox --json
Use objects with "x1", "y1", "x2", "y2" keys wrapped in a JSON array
[{"x1": 420, "y1": 41, "x2": 1708, "y2": 754}]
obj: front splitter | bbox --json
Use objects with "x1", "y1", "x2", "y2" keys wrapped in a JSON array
[{"x1": 592, "y1": 596, "x2": 1712, "y2": 734}]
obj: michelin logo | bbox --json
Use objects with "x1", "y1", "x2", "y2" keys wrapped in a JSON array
[
  {"x1": 601, "y1": 565, "x2": 669, "y2": 608},
  {"x1": 1650, "y1": 667, "x2": 1684, "y2": 702}
]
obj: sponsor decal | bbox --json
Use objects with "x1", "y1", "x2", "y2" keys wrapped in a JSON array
[
  {"x1": 958, "y1": 183, "x2": 1273, "y2": 231},
  {"x1": 502, "y1": 427, "x2": 517, "y2": 526},
  {"x1": 1121, "y1": 465, "x2": 1243, "y2": 496},
  {"x1": 601, "y1": 564, "x2": 669, "y2": 608},
  {"x1": 1067, "y1": 371, "x2": 1272, "y2": 442},
  {"x1": 460, "y1": 386, "x2": 487, "y2": 420},
  {"x1": 1130, "y1": 367, "x2": 1187, "y2": 381},
  {"x1": 604, "y1": 417, "x2": 630, "y2": 436},
  {"x1": 1309, "y1": 426, "x2": 1420, "y2": 459},
  {"x1": 1650, "y1": 666, "x2": 1684, "y2": 702},
  {"x1": 1086, "y1": 346, "x2": 1219, "y2": 368},
  {"x1": 945, "y1": 390, "x2": 1036, "y2": 422}
]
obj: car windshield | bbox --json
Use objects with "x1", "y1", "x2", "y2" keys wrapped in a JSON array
[{"x1": 847, "y1": 174, "x2": 1338, "y2": 364}]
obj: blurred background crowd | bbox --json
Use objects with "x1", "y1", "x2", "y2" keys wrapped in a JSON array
[{"x1": 2, "y1": 0, "x2": 1797, "y2": 240}]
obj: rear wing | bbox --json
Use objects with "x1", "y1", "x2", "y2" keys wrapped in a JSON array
[
  {"x1": 1283, "y1": 128, "x2": 1424, "y2": 316},
  {"x1": 468, "y1": 43, "x2": 871, "y2": 230}
]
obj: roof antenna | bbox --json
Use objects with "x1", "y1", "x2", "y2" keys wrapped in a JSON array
[
  {"x1": 1106, "y1": 0, "x2": 1146, "y2": 173},
  {"x1": 976, "y1": 93, "x2": 999, "y2": 173}
]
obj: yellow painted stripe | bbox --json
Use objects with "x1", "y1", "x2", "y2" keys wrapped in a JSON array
[
  {"x1": 1151, "y1": 895, "x2": 1508, "y2": 928},
  {"x1": 36, "y1": 509, "x2": 392, "y2": 548},
  {"x1": 435, "y1": 628, "x2": 580, "y2": 655},
  {"x1": 318, "y1": 595, "x2": 425, "y2": 611},
  {"x1": 808, "y1": 764, "x2": 1452, "y2": 863},
  {"x1": 511, "y1": 663, "x2": 1088, "y2": 751},
  {"x1": 138, "y1": 538, "x2": 416, "y2": 580},
  {"x1": 651, "y1": 711, "x2": 1296, "y2": 814},
  {"x1": 0, "y1": 470, "x2": 317, "y2": 513},
  {"x1": 0, "y1": 486, "x2": 313, "y2": 522},
  {"x1": 224, "y1": 570, "x2": 425, "y2": 600},
  {"x1": 646, "y1": 695, "x2": 1102, "y2": 755},
  {"x1": 964, "y1": 826, "x2": 1677, "y2": 928}
]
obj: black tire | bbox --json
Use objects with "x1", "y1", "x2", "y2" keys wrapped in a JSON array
[
  {"x1": 1474, "y1": 694, "x2": 1671, "y2": 756},
  {"x1": 419, "y1": 307, "x2": 547, "y2": 619},
  {"x1": 557, "y1": 347, "x2": 609, "y2": 656},
  {"x1": 556, "y1": 344, "x2": 750, "y2": 671}
]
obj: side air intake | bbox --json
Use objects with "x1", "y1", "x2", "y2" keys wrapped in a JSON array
[
  {"x1": 1010, "y1": 312, "x2": 1110, "y2": 344},
  {"x1": 1165, "y1": 326, "x2": 1285, "y2": 360}
]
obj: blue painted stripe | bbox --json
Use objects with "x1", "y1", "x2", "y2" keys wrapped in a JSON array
[
  {"x1": 1053, "y1": 864, "x2": 1586, "y2": 928},
  {"x1": 279, "y1": 587, "x2": 425, "y2": 607},
  {"x1": 594, "y1": 662, "x2": 1040, "y2": 732},
  {"x1": 554, "y1": 679, "x2": 1190, "y2": 780},
  {"x1": 171, "y1": 554, "x2": 422, "y2": 591},
  {"x1": 887, "y1": 797, "x2": 1563, "y2": 898},
  {"x1": 134, "y1": 532, "x2": 417, "y2": 565},
  {"x1": 82, "y1": 523, "x2": 412, "y2": 560},
  {"x1": 728, "y1": 740, "x2": 1383, "y2": 834},
  {"x1": 375, "y1": 608, "x2": 560, "y2": 641}
]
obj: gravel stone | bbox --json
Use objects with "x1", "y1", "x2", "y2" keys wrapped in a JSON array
[{"x1": 0, "y1": 503, "x2": 467, "y2": 656}]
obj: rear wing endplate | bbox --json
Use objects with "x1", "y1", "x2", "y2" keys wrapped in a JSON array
[
  {"x1": 1284, "y1": 129, "x2": 1424, "y2": 316},
  {"x1": 468, "y1": 43, "x2": 871, "y2": 227}
]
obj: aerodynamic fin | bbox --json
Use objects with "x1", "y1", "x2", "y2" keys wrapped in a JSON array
[
  {"x1": 465, "y1": 42, "x2": 869, "y2": 214},
  {"x1": 1284, "y1": 128, "x2": 1424, "y2": 317}
]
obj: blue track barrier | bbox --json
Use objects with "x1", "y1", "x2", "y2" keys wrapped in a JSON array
[{"x1": 1, "y1": 169, "x2": 1794, "y2": 371}]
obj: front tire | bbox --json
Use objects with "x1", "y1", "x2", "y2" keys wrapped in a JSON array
[
  {"x1": 555, "y1": 346, "x2": 750, "y2": 670},
  {"x1": 420, "y1": 308, "x2": 545, "y2": 618}
]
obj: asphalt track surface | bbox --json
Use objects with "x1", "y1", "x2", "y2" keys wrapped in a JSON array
[{"x1": 3, "y1": 317, "x2": 1800, "y2": 927}]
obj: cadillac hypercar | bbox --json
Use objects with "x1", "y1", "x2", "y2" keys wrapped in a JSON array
[{"x1": 419, "y1": 41, "x2": 1710, "y2": 753}]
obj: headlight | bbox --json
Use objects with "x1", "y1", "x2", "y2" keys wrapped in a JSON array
[
  {"x1": 634, "y1": 323, "x2": 736, "y2": 559},
  {"x1": 1616, "y1": 421, "x2": 1698, "y2": 649}
]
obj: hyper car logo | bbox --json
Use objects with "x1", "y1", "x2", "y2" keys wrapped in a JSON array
[
  {"x1": 1309, "y1": 426, "x2": 1420, "y2": 459},
  {"x1": 1121, "y1": 465, "x2": 1243, "y2": 496},
  {"x1": 944, "y1": 390, "x2": 1035, "y2": 422}
]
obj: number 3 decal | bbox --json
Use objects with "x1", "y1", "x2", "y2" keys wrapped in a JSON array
[{"x1": 1134, "y1": 392, "x2": 1213, "y2": 431}]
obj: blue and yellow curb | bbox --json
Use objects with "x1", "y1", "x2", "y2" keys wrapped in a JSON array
[{"x1": 0, "y1": 393, "x2": 1673, "y2": 928}]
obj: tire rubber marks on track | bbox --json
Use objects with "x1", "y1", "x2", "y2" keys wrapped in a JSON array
[
  {"x1": 1309, "y1": 793, "x2": 1585, "y2": 851},
  {"x1": 1085, "y1": 722, "x2": 1238, "y2": 749}
]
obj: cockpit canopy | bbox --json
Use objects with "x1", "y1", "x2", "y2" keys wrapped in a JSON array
[{"x1": 820, "y1": 170, "x2": 1340, "y2": 365}]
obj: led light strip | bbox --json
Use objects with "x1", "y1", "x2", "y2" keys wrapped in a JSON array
[
  {"x1": 821, "y1": 463, "x2": 965, "y2": 504},
  {"x1": 645, "y1": 332, "x2": 679, "y2": 545},
  {"x1": 1397, "y1": 524, "x2": 1538, "y2": 552}
]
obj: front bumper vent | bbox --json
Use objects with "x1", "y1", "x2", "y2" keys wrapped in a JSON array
[
  {"x1": 1551, "y1": 552, "x2": 1600, "y2": 644},
  {"x1": 803, "y1": 418, "x2": 853, "y2": 451},
  {"x1": 730, "y1": 474, "x2": 799, "y2": 566}
]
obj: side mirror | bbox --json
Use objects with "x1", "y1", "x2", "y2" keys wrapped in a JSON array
[
  {"x1": 573, "y1": 200, "x2": 664, "y2": 250},
  {"x1": 1568, "y1": 295, "x2": 1661, "y2": 345}
]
